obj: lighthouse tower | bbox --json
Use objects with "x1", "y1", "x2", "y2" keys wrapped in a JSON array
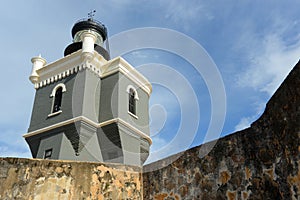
[{"x1": 24, "y1": 17, "x2": 152, "y2": 166}]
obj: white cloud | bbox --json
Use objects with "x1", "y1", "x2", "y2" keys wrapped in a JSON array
[
  {"x1": 159, "y1": 0, "x2": 213, "y2": 29},
  {"x1": 236, "y1": 15, "x2": 300, "y2": 96},
  {"x1": 234, "y1": 96, "x2": 267, "y2": 132},
  {"x1": 230, "y1": 4, "x2": 300, "y2": 135},
  {"x1": 237, "y1": 33, "x2": 300, "y2": 96},
  {"x1": 149, "y1": 104, "x2": 167, "y2": 137},
  {"x1": 0, "y1": 147, "x2": 31, "y2": 158},
  {"x1": 0, "y1": 129, "x2": 31, "y2": 158},
  {"x1": 143, "y1": 65, "x2": 200, "y2": 163},
  {"x1": 234, "y1": 117, "x2": 252, "y2": 131}
]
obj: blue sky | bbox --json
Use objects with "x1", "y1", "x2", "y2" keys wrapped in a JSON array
[{"x1": 0, "y1": 0, "x2": 299, "y2": 163}]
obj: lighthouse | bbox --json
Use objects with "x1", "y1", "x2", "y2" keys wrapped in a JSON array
[{"x1": 24, "y1": 16, "x2": 152, "y2": 166}]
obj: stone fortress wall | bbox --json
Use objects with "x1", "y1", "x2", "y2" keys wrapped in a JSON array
[
  {"x1": 143, "y1": 61, "x2": 300, "y2": 199},
  {"x1": 0, "y1": 158, "x2": 142, "y2": 199}
]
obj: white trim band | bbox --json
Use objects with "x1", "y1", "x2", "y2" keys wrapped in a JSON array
[{"x1": 23, "y1": 116, "x2": 152, "y2": 145}]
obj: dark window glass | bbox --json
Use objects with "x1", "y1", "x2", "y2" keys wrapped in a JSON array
[
  {"x1": 44, "y1": 149, "x2": 52, "y2": 159},
  {"x1": 53, "y1": 87, "x2": 63, "y2": 113},
  {"x1": 129, "y1": 89, "x2": 136, "y2": 115}
]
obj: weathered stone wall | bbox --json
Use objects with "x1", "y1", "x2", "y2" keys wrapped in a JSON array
[
  {"x1": 143, "y1": 61, "x2": 300, "y2": 200},
  {"x1": 0, "y1": 158, "x2": 142, "y2": 199}
]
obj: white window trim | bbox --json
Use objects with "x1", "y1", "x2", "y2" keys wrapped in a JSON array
[
  {"x1": 126, "y1": 85, "x2": 139, "y2": 100},
  {"x1": 128, "y1": 111, "x2": 138, "y2": 119},
  {"x1": 47, "y1": 110, "x2": 62, "y2": 117},
  {"x1": 49, "y1": 83, "x2": 67, "y2": 116},
  {"x1": 127, "y1": 85, "x2": 139, "y2": 117},
  {"x1": 50, "y1": 83, "x2": 67, "y2": 97}
]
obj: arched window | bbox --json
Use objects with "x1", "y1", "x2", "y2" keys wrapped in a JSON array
[
  {"x1": 53, "y1": 87, "x2": 63, "y2": 113},
  {"x1": 127, "y1": 85, "x2": 139, "y2": 116},
  {"x1": 129, "y1": 88, "x2": 136, "y2": 115},
  {"x1": 49, "y1": 83, "x2": 66, "y2": 115}
]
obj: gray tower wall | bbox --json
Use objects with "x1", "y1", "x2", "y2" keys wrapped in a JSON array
[
  {"x1": 36, "y1": 132, "x2": 63, "y2": 158},
  {"x1": 117, "y1": 73, "x2": 150, "y2": 135},
  {"x1": 118, "y1": 123, "x2": 143, "y2": 166},
  {"x1": 97, "y1": 71, "x2": 151, "y2": 165},
  {"x1": 26, "y1": 62, "x2": 151, "y2": 166},
  {"x1": 99, "y1": 73, "x2": 119, "y2": 122},
  {"x1": 98, "y1": 71, "x2": 150, "y2": 134},
  {"x1": 98, "y1": 123, "x2": 123, "y2": 163},
  {"x1": 28, "y1": 74, "x2": 77, "y2": 132},
  {"x1": 75, "y1": 70, "x2": 101, "y2": 122},
  {"x1": 28, "y1": 123, "x2": 104, "y2": 162},
  {"x1": 29, "y1": 69, "x2": 101, "y2": 131}
]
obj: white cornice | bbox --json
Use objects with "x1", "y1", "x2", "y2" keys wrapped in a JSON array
[
  {"x1": 23, "y1": 116, "x2": 152, "y2": 145},
  {"x1": 100, "y1": 57, "x2": 152, "y2": 95},
  {"x1": 30, "y1": 51, "x2": 152, "y2": 96},
  {"x1": 34, "y1": 51, "x2": 104, "y2": 89}
]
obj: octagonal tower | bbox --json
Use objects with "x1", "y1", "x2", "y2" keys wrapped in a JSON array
[{"x1": 24, "y1": 17, "x2": 152, "y2": 166}]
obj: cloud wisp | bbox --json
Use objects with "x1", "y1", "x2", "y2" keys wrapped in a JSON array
[{"x1": 234, "y1": 7, "x2": 300, "y2": 96}]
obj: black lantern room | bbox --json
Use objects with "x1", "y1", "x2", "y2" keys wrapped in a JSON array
[{"x1": 64, "y1": 18, "x2": 110, "y2": 60}]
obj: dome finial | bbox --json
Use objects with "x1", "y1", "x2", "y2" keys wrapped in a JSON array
[{"x1": 88, "y1": 10, "x2": 96, "y2": 20}]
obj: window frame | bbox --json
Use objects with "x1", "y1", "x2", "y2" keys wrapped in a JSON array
[
  {"x1": 48, "y1": 83, "x2": 66, "y2": 117},
  {"x1": 53, "y1": 87, "x2": 63, "y2": 113},
  {"x1": 126, "y1": 85, "x2": 139, "y2": 118},
  {"x1": 44, "y1": 148, "x2": 53, "y2": 159}
]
